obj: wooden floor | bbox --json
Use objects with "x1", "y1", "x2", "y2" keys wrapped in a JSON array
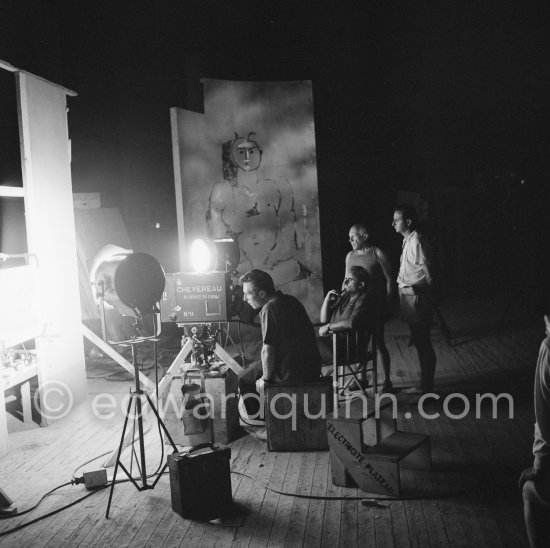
[{"x1": 0, "y1": 301, "x2": 543, "y2": 547}]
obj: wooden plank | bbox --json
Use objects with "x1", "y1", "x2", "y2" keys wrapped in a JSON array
[
  {"x1": 431, "y1": 409, "x2": 490, "y2": 547},
  {"x1": 320, "y1": 454, "x2": 342, "y2": 547},
  {"x1": 302, "y1": 450, "x2": 331, "y2": 546},
  {"x1": 409, "y1": 410, "x2": 451, "y2": 548},
  {"x1": 249, "y1": 451, "x2": 291, "y2": 545},
  {"x1": 340, "y1": 486, "x2": 359, "y2": 546},
  {"x1": 140, "y1": 501, "x2": 182, "y2": 547},
  {"x1": 370, "y1": 496, "x2": 393, "y2": 547},
  {"x1": 157, "y1": 511, "x2": 193, "y2": 548},
  {"x1": 417, "y1": 404, "x2": 468, "y2": 548},
  {"x1": 283, "y1": 450, "x2": 316, "y2": 547},
  {"x1": 390, "y1": 411, "x2": 429, "y2": 547},
  {"x1": 267, "y1": 452, "x2": 305, "y2": 546},
  {"x1": 105, "y1": 482, "x2": 172, "y2": 547},
  {"x1": 230, "y1": 441, "x2": 276, "y2": 547},
  {"x1": 123, "y1": 481, "x2": 173, "y2": 548}
]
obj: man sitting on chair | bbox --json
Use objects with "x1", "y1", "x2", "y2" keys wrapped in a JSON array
[
  {"x1": 238, "y1": 269, "x2": 322, "y2": 434},
  {"x1": 319, "y1": 266, "x2": 373, "y2": 337}
]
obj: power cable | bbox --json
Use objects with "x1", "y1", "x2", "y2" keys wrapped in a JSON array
[{"x1": 229, "y1": 470, "x2": 468, "y2": 502}]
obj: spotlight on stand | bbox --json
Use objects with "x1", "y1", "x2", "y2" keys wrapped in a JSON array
[
  {"x1": 160, "y1": 238, "x2": 240, "y2": 324},
  {"x1": 94, "y1": 251, "x2": 166, "y2": 318},
  {"x1": 91, "y1": 246, "x2": 165, "y2": 341}
]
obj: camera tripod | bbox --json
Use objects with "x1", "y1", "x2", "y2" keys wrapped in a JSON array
[{"x1": 105, "y1": 336, "x2": 178, "y2": 518}]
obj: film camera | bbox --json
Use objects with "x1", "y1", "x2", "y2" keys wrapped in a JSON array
[
  {"x1": 159, "y1": 237, "x2": 254, "y2": 325},
  {"x1": 160, "y1": 271, "x2": 232, "y2": 324}
]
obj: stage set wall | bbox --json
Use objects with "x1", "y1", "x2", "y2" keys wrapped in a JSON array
[
  {"x1": 171, "y1": 79, "x2": 323, "y2": 320},
  {"x1": 16, "y1": 70, "x2": 87, "y2": 410}
]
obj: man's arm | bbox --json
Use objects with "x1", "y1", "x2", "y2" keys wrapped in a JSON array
[
  {"x1": 320, "y1": 290, "x2": 339, "y2": 323},
  {"x1": 418, "y1": 236, "x2": 433, "y2": 286},
  {"x1": 261, "y1": 343, "x2": 276, "y2": 381},
  {"x1": 327, "y1": 294, "x2": 371, "y2": 332},
  {"x1": 375, "y1": 248, "x2": 395, "y2": 298},
  {"x1": 421, "y1": 263, "x2": 433, "y2": 286},
  {"x1": 256, "y1": 342, "x2": 276, "y2": 392}
]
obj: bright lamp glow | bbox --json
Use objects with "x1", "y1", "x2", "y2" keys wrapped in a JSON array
[{"x1": 190, "y1": 239, "x2": 215, "y2": 272}]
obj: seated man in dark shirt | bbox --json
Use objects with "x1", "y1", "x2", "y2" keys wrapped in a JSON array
[
  {"x1": 319, "y1": 266, "x2": 375, "y2": 390},
  {"x1": 319, "y1": 265, "x2": 374, "y2": 336},
  {"x1": 238, "y1": 269, "x2": 322, "y2": 426}
]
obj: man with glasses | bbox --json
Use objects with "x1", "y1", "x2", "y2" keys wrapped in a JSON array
[
  {"x1": 319, "y1": 265, "x2": 373, "y2": 336},
  {"x1": 393, "y1": 204, "x2": 437, "y2": 397}
]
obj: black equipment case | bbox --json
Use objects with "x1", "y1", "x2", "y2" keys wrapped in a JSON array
[{"x1": 167, "y1": 442, "x2": 232, "y2": 520}]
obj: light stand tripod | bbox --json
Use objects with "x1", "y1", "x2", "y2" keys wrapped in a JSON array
[{"x1": 105, "y1": 335, "x2": 178, "y2": 518}]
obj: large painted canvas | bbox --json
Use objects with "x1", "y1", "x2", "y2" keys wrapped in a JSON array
[{"x1": 171, "y1": 79, "x2": 323, "y2": 320}]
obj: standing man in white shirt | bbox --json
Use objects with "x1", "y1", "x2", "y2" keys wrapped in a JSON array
[{"x1": 393, "y1": 204, "x2": 437, "y2": 395}]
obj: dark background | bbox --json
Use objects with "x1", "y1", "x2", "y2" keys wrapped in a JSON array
[{"x1": 1, "y1": 0, "x2": 549, "y2": 307}]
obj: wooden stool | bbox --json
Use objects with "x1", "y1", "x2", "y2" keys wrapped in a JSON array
[{"x1": 265, "y1": 378, "x2": 332, "y2": 452}]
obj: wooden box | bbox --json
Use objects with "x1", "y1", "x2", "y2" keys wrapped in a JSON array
[{"x1": 265, "y1": 378, "x2": 333, "y2": 452}]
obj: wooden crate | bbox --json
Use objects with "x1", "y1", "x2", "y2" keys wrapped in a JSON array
[{"x1": 265, "y1": 378, "x2": 332, "y2": 452}]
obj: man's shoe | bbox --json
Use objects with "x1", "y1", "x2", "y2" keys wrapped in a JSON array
[
  {"x1": 238, "y1": 396, "x2": 265, "y2": 426},
  {"x1": 382, "y1": 382, "x2": 395, "y2": 394},
  {"x1": 403, "y1": 387, "x2": 422, "y2": 395},
  {"x1": 255, "y1": 428, "x2": 268, "y2": 441}
]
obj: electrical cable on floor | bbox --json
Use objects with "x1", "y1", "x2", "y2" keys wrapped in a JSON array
[
  {"x1": 0, "y1": 483, "x2": 108, "y2": 536},
  {"x1": 229, "y1": 470, "x2": 467, "y2": 502},
  {"x1": 0, "y1": 481, "x2": 73, "y2": 520},
  {"x1": 0, "y1": 468, "x2": 171, "y2": 536},
  {"x1": 0, "y1": 462, "x2": 467, "y2": 538}
]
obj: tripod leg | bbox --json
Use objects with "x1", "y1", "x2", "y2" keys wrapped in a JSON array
[
  {"x1": 145, "y1": 393, "x2": 178, "y2": 451},
  {"x1": 106, "y1": 394, "x2": 134, "y2": 518},
  {"x1": 134, "y1": 392, "x2": 149, "y2": 488}
]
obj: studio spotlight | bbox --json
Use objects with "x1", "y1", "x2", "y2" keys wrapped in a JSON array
[
  {"x1": 94, "y1": 251, "x2": 165, "y2": 317},
  {"x1": 189, "y1": 238, "x2": 240, "y2": 273}
]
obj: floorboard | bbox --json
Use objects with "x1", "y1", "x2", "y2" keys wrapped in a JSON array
[{"x1": 0, "y1": 307, "x2": 543, "y2": 548}]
